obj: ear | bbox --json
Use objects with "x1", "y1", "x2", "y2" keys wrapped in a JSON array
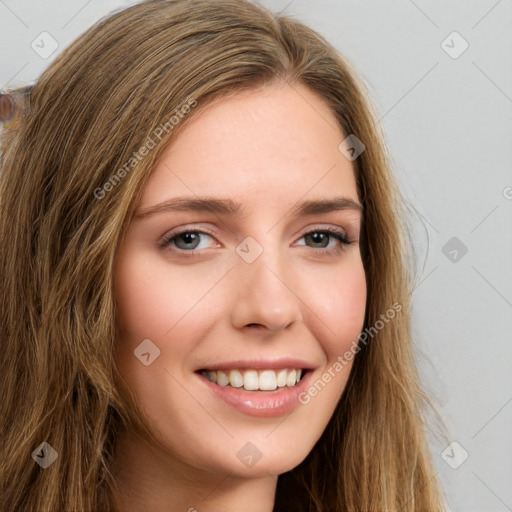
[{"x1": 0, "y1": 93, "x2": 18, "y2": 123}]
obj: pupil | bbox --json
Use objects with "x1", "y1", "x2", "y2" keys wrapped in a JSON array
[
  {"x1": 309, "y1": 232, "x2": 327, "y2": 248},
  {"x1": 178, "y1": 233, "x2": 199, "y2": 249}
]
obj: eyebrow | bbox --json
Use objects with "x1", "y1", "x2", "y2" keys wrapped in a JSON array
[{"x1": 134, "y1": 195, "x2": 363, "y2": 220}]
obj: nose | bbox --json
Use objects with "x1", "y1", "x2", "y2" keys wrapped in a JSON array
[{"x1": 230, "y1": 244, "x2": 304, "y2": 333}]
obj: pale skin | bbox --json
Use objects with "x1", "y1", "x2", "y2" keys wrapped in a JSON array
[{"x1": 112, "y1": 82, "x2": 367, "y2": 512}]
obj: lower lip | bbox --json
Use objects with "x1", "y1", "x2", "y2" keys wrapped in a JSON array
[{"x1": 197, "y1": 371, "x2": 313, "y2": 418}]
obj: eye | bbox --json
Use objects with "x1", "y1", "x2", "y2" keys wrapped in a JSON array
[
  {"x1": 159, "y1": 226, "x2": 352, "y2": 257},
  {"x1": 296, "y1": 227, "x2": 352, "y2": 256},
  {"x1": 161, "y1": 230, "x2": 216, "y2": 252}
]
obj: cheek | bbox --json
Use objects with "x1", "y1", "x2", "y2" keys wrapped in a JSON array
[
  {"x1": 113, "y1": 250, "x2": 226, "y2": 384},
  {"x1": 114, "y1": 251, "x2": 206, "y2": 340},
  {"x1": 307, "y1": 256, "x2": 367, "y2": 362},
  {"x1": 294, "y1": 258, "x2": 366, "y2": 432}
]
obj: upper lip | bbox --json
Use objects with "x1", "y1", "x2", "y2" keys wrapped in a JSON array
[{"x1": 196, "y1": 358, "x2": 317, "y2": 372}]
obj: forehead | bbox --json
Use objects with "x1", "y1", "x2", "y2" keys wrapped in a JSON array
[{"x1": 138, "y1": 82, "x2": 359, "y2": 211}]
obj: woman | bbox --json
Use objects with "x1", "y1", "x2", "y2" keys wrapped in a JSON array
[{"x1": 0, "y1": 0, "x2": 446, "y2": 510}]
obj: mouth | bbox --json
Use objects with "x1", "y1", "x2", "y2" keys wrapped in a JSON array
[
  {"x1": 194, "y1": 358, "x2": 316, "y2": 417},
  {"x1": 196, "y1": 367, "x2": 309, "y2": 392}
]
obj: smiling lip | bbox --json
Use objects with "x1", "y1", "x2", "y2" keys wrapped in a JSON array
[{"x1": 196, "y1": 360, "x2": 315, "y2": 418}]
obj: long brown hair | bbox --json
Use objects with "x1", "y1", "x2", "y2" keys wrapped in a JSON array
[{"x1": 0, "y1": 1, "x2": 445, "y2": 510}]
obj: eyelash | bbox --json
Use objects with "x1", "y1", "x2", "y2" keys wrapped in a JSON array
[{"x1": 159, "y1": 226, "x2": 352, "y2": 258}]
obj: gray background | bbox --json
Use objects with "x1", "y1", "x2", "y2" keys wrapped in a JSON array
[{"x1": 1, "y1": 1, "x2": 511, "y2": 510}]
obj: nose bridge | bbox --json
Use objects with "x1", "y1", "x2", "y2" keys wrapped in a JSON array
[{"x1": 230, "y1": 232, "x2": 303, "y2": 331}]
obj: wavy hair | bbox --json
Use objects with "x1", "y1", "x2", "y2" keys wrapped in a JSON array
[{"x1": 0, "y1": 0, "x2": 445, "y2": 510}]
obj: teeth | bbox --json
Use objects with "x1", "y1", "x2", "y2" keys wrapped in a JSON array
[
  {"x1": 203, "y1": 371, "x2": 217, "y2": 383},
  {"x1": 276, "y1": 369, "x2": 287, "y2": 387},
  {"x1": 243, "y1": 370, "x2": 259, "y2": 390},
  {"x1": 217, "y1": 370, "x2": 229, "y2": 387},
  {"x1": 286, "y1": 369, "x2": 297, "y2": 387},
  {"x1": 229, "y1": 369, "x2": 244, "y2": 388},
  {"x1": 259, "y1": 370, "x2": 277, "y2": 391},
  {"x1": 201, "y1": 368, "x2": 304, "y2": 391}
]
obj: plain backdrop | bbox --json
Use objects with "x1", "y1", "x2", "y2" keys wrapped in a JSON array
[{"x1": 1, "y1": 1, "x2": 511, "y2": 511}]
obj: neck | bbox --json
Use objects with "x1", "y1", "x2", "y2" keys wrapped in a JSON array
[{"x1": 110, "y1": 430, "x2": 278, "y2": 512}]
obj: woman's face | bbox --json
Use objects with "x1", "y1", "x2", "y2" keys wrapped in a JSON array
[{"x1": 114, "y1": 82, "x2": 366, "y2": 477}]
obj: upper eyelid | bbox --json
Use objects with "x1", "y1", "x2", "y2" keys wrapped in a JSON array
[{"x1": 165, "y1": 223, "x2": 350, "y2": 235}]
